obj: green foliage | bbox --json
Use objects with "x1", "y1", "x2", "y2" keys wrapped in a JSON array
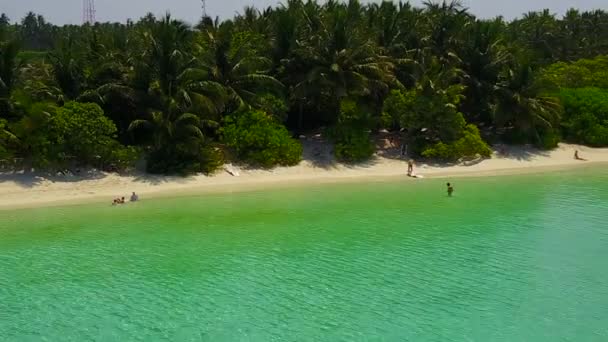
[
  {"x1": 381, "y1": 89, "x2": 408, "y2": 129},
  {"x1": 254, "y1": 94, "x2": 288, "y2": 122},
  {"x1": 222, "y1": 109, "x2": 302, "y2": 167},
  {"x1": 559, "y1": 87, "x2": 608, "y2": 146},
  {"x1": 50, "y1": 102, "x2": 118, "y2": 165},
  {"x1": 1, "y1": 36, "x2": 20, "y2": 119},
  {"x1": 9, "y1": 99, "x2": 55, "y2": 167},
  {"x1": 495, "y1": 60, "x2": 562, "y2": 144},
  {"x1": 422, "y1": 124, "x2": 492, "y2": 160},
  {"x1": 146, "y1": 140, "x2": 223, "y2": 175},
  {"x1": 228, "y1": 31, "x2": 268, "y2": 60},
  {"x1": 7, "y1": 4, "x2": 608, "y2": 175},
  {"x1": 103, "y1": 144, "x2": 141, "y2": 171},
  {"x1": 382, "y1": 86, "x2": 472, "y2": 155},
  {"x1": 537, "y1": 127, "x2": 561, "y2": 150},
  {"x1": 7, "y1": 100, "x2": 135, "y2": 169},
  {"x1": 16, "y1": 50, "x2": 47, "y2": 64},
  {"x1": 326, "y1": 99, "x2": 375, "y2": 162},
  {"x1": 0, "y1": 118, "x2": 16, "y2": 159},
  {"x1": 541, "y1": 56, "x2": 608, "y2": 89},
  {"x1": 199, "y1": 145, "x2": 225, "y2": 175},
  {"x1": 404, "y1": 89, "x2": 467, "y2": 144},
  {"x1": 327, "y1": 125, "x2": 375, "y2": 162}
]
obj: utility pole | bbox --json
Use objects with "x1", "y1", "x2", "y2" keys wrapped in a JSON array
[{"x1": 82, "y1": 0, "x2": 96, "y2": 24}]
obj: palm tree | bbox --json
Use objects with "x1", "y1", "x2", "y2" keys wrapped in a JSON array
[
  {"x1": 48, "y1": 34, "x2": 83, "y2": 99},
  {"x1": 290, "y1": 0, "x2": 398, "y2": 126},
  {"x1": 268, "y1": 0, "x2": 302, "y2": 70},
  {"x1": 129, "y1": 100, "x2": 204, "y2": 151},
  {"x1": 0, "y1": 36, "x2": 19, "y2": 92},
  {"x1": 559, "y1": 9, "x2": 583, "y2": 61},
  {"x1": 365, "y1": 1, "x2": 423, "y2": 57},
  {"x1": 458, "y1": 18, "x2": 510, "y2": 123},
  {"x1": 421, "y1": 0, "x2": 470, "y2": 58},
  {"x1": 195, "y1": 24, "x2": 283, "y2": 112},
  {"x1": 495, "y1": 60, "x2": 561, "y2": 143},
  {"x1": 0, "y1": 35, "x2": 20, "y2": 119},
  {"x1": 580, "y1": 10, "x2": 608, "y2": 58},
  {"x1": 145, "y1": 15, "x2": 227, "y2": 119},
  {"x1": 511, "y1": 10, "x2": 559, "y2": 64},
  {"x1": 130, "y1": 15, "x2": 225, "y2": 152}
]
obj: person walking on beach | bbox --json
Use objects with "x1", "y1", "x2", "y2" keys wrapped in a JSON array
[
  {"x1": 447, "y1": 183, "x2": 454, "y2": 197},
  {"x1": 407, "y1": 159, "x2": 414, "y2": 176}
]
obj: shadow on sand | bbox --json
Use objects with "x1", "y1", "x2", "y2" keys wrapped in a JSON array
[
  {"x1": 494, "y1": 144, "x2": 551, "y2": 161},
  {"x1": 0, "y1": 169, "x2": 108, "y2": 188}
]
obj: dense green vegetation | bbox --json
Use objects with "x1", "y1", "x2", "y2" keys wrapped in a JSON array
[{"x1": 1, "y1": 2, "x2": 608, "y2": 174}]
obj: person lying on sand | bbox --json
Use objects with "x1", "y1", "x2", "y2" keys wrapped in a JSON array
[
  {"x1": 574, "y1": 150, "x2": 587, "y2": 161},
  {"x1": 112, "y1": 197, "x2": 126, "y2": 205}
]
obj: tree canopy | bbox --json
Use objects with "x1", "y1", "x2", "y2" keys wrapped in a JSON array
[{"x1": 1, "y1": 1, "x2": 608, "y2": 173}]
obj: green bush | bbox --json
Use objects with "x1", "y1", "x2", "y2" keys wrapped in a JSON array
[
  {"x1": 541, "y1": 56, "x2": 608, "y2": 89},
  {"x1": 559, "y1": 88, "x2": 608, "y2": 146},
  {"x1": 199, "y1": 145, "x2": 225, "y2": 175},
  {"x1": 584, "y1": 123, "x2": 608, "y2": 146},
  {"x1": 102, "y1": 144, "x2": 141, "y2": 171},
  {"x1": 50, "y1": 102, "x2": 118, "y2": 163},
  {"x1": 538, "y1": 128, "x2": 561, "y2": 149},
  {"x1": 325, "y1": 99, "x2": 376, "y2": 162},
  {"x1": 0, "y1": 119, "x2": 15, "y2": 160},
  {"x1": 254, "y1": 94, "x2": 288, "y2": 122},
  {"x1": 326, "y1": 125, "x2": 374, "y2": 162},
  {"x1": 381, "y1": 89, "x2": 409, "y2": 129},
  {"x1": 146, "y1": 141, "x2": 224, "y2": 176},
  {"x1": 422, "y1": 124, "x2": 492, "y2": 160},
  {"x1": 222, "y1": 109, "x2": 302, "y2": 167}
]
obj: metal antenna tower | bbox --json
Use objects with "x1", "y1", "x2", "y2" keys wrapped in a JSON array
[
  {"x1": 201, "y1": 0, "x2": 207, "y2": 17},
  {"x1": 82, "y1": 0, "x2": 96, "y2": 24}
]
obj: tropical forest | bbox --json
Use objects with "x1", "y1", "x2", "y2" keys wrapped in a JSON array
[{"x1": 1, "y1": 0, "x2": 608, "y2": 175}]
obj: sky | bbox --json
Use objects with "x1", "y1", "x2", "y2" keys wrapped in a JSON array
[{"x1": 1, "y1": 0, "x2": 607, "y2": 26}]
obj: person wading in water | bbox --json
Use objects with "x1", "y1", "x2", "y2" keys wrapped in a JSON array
[{"x1": 447, "y1": 183, "x2": 454, "y2": 197}]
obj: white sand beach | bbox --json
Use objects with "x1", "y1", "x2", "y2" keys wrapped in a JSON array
[{"x1": 1, "y1": 143, "x2": 606, "y2": 210}]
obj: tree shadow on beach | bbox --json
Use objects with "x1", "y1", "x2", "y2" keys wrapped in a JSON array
[
  {"x1": 301, "y1": 136, "x2": 340, "y2": 170},
  {"x1": 493, "y1": 144, "x2": 550, "y2": 161},
  {"x1": 0, "y1": 169, "x2": 108, "y2": 188},
  {"x1": 131, "y1": 172, "x2": 195, "y2": 186}
]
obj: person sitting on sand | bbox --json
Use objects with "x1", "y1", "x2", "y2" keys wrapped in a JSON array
[
  {"x1": 407, "y1": 159, "x2": 414, "y2": 176},
  {"x1": 120, "y1": 197, "x2": 126, "y2": 204},
  {"x1": 574, "y1": 150, "x2": 587, "y2": 161},
  {"x1": 130, "y1": 192, "x2": 139, "y2": 202},
  {"x1": 447, "y1": 183, "x2": 454, "y2": 197}
]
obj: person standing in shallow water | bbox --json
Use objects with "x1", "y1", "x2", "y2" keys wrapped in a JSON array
[{"x1": 447, "y1": 183, "x2": 454, "y2": 197}]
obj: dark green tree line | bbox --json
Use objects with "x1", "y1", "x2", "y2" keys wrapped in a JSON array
[{"x1": 1, "y1": 1, "x2": 608, "y2": 173}]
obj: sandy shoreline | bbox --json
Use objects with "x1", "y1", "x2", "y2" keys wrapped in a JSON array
[{"x1": 1, "y1": 143, "x2": 607, "y2": 210}]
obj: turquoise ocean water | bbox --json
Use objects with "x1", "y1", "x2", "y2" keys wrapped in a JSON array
[{"x1": 1, "y1": 167, "x2": 608, "y2": 341}]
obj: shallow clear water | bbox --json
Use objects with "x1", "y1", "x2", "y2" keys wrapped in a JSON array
[{"x1": 1, "y1": 167, "x2": 608, "y2": 341}]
